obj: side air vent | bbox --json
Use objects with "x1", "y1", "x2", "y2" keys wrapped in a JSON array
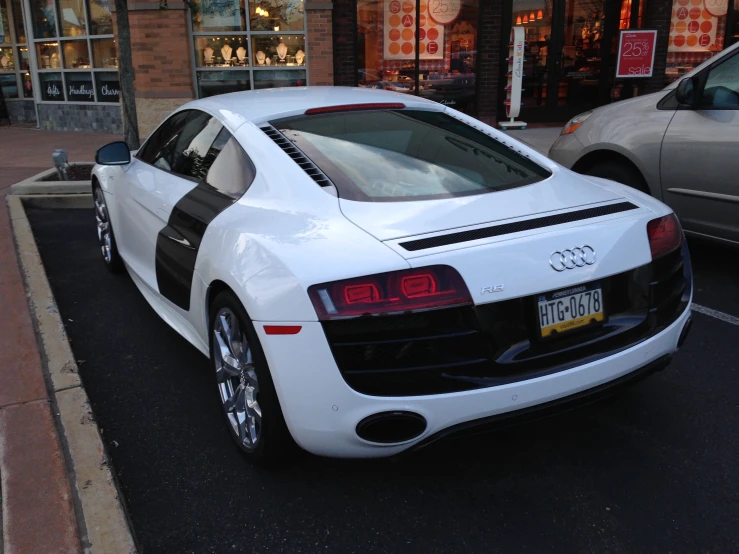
[
  {"x1": 261, "y1": 125, "x2": 332, "y2": 187},
  {"x1": 400, "y1": 201, "x2": 640, "y2": 251}
]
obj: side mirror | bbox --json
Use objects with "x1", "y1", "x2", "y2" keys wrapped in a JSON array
[
  {"x1": 675, "y1": 77, "x2": 698, "y2": 108},
  {"x1": 95, "y1": 141, "x2": 131, "y2": 165}
]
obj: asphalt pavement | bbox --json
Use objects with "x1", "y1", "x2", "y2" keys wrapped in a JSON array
[{"x1": 28, "y1": 207, "x2": 738, "y2": 554}]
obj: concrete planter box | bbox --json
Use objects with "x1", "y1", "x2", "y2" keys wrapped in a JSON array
[{"x1": 11, "y1": 163, "x2": 93, "y2": 195}]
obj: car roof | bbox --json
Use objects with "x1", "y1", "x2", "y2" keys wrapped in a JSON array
[{"x1": 181, "y1": 86, "x2": 444, "y2": 131}]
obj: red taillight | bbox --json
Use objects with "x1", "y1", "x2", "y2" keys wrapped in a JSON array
[
  {"x1": 304, "y1": 103, "x2": 406, "y2": 115},
  {"x1": 308, "y1": 266, "x2": 472, "y2": 320},
  {"x1": 263, "y1": 325, "x2": 302, "y2": 335},
  {"x1": 647, "y1": 214, "x2": 682, "y2": 259}
]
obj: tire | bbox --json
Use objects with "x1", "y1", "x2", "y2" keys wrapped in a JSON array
[
  {"x1": 209, "y1": 290, "x2": 294, "y2": 466},
  {"x1": 583, "y1": 160, "x2": 649, "y2": 195},
  {"x1": 93, "y1": 183, "x2": 125, "y2": 273}
]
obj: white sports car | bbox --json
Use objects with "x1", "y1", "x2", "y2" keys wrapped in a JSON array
[{"x1": 92, "y1": 87, "x2": 693, "y2": 464}]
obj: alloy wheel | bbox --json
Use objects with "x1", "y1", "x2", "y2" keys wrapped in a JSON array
[
  {"x1": 213, "y1": 308, "x2": 262, "y2": 450},
  {"x1": 94, "y1": 187, "x2": 113, "y2": 264}
]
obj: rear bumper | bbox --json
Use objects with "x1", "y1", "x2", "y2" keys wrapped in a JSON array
[
  {"x1": 407, "y1": 352, "x2": 673, "y2": 453},
  {"x1": 258, "y1": 303, "x2": 692, "y2": 458}
]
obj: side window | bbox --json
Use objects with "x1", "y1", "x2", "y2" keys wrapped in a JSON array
[
  {"x1": 701, "y1": 53, "x2": 739, "y2": 109},
  {"x1": 171, "y1": 112, "x2": 223, "y2": 180},
  {"x1": 136, "y1": 111, "x2": 190, "y2": 169},
  {"x1": 204, "y1": 131, "x2": 257, "y2": 199}
]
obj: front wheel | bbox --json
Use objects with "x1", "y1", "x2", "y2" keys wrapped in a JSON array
[
  {"x1": 93, "y1": 184, "x2": 124, "y2": 272},
  {"x1": 209, "y1": 290, "x2": 294, "y2": 465}
]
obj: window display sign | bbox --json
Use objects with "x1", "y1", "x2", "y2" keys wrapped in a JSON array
[
  {"x1": 42, "y1": 77, "x2": 64, "y2": 100},
  {"x1": 668, "y1": 0, "x2": 726, "y2": 52},
  {"x1": 427, "y1": 0, "x2": 461, "y2": 25},
  {"x1": 67, "y1": 78, "x2": 95, "y2": 100},
  {"x1": 96, "y1": 75, "x2": 120, "y2": 102},
  {"x1": 616, "y1": 30, "x2": 657, "y2": 77},
  {"x1": 384, "y1": 0, "x2": 444, "y2": 60}
]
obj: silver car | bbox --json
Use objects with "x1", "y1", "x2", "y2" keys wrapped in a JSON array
[{"x1": 549, "y1": 41, "x2": 739, "y2": 246}]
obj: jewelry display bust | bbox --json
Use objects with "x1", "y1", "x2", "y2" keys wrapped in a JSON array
[
  {"x1": 236, "y1": 46, "x2": 246, "y2": 62},
  {"x1": 256, "y1": 50, "x2": 266, "y2": 65},
  {"x1": 203, "y1": 46, "x2": 214, "y2": 64},
  {"x1": 221, "y1": 45, "x2": 233, "y2": 63},
  {"x1": 276, "y1": 42, "x2": 288, "y2": 61},
  {"x1": 295, "y1": 49, "x2": 305, "y2": 65}
]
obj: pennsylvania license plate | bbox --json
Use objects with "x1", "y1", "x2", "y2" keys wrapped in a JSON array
[{"x1": 537, "y1": 284, "x2": 605, "y2": 338}]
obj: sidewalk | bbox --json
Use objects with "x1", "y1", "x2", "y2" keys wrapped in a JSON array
[{"x1": 0, "y1": 126, "x2": 120, "y2": 554}]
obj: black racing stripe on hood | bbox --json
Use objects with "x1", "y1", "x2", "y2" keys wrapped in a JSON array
[
  {"x1": 155, "y1": 183, "x2": 236, "y2": 311},
  {"x1": 399, "y1": 201, "x2": 640, "y2": 252}
]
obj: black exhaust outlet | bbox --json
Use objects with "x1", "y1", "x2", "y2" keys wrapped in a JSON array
[{"x1": 356, "y1": 411, "x2": 427, "y2": 444}]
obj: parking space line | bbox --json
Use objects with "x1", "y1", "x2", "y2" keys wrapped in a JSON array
[{"x1": 692, "y1": 304, "x2": 739, "y2": 326}]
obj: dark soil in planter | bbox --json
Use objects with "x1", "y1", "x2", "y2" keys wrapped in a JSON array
[{"x1": 40, "y1": 165, "x2": 93, "y2": 181}]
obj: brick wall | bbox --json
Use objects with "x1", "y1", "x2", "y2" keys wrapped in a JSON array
[
  {"x1": 643, "y1": 0, "x2": 672, "y2": 93},
  {"x1": 37, "y1": 103, "x2": 123, "y2": 133},
  {"x1": 332, "y1": 0, "x2": 356, "y2": 86},
  {"x1": 477, "y1": 0, "x2": 503, "y2": 124},
  {"x1": 307, "y1": 6, "x2": 335, "y2": 85},
  {"x1": 114, "y1": 3, "x2": 195, "y2": 99},
  {"x1": 113, "y1": 1, "x2": 195, "y2": 136}
]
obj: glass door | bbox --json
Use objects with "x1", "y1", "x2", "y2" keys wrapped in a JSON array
[{"x1": 505, "y1": 0, "x2": 618, "y2": 122}]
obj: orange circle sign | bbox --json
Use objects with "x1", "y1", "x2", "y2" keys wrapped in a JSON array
[{"x1": 427, "y1": 0, "x2": 461, "y2": 25}]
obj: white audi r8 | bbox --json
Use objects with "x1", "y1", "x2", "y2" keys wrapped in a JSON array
[{"x1": 92, "y1": 87, "x2": 693, "y2": 464}]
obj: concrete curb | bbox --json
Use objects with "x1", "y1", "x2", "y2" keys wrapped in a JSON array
[
  {"x1": 10, "y1": 163, "x2": 93, "y2": 196},
  {"x1": 7, "y1": 194, "x2": 138, "y2": 554}
]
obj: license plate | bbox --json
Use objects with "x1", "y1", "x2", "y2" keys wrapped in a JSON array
[{"x1": 537, "y1": 284, "x2": 605, "y2": 338}]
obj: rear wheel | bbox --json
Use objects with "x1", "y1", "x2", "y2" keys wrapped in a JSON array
[
  {"x1": 209, "y1": 290, "x2": 294, "y2": 465},
  {"x1": 583, "y1": 160, "x2": 649, "y2": 195},
  {"x1": 93, "y1": 184, "x2": 124, "y2": 272}
]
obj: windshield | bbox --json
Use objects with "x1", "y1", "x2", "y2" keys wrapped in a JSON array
[{"x1": 271, "y1": 109, "x2": 551, "y2": 202}]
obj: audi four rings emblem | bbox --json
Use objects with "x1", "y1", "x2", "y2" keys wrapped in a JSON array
[{"x1": 549, "y1": 245, "x2": 596, "y2": 272}]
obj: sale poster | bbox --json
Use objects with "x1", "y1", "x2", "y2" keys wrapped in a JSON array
[
  {"x1": 384, "y1": 0, "x2": 444, "y2": 60},
  {"x1": 669, "y1": 0, "x2": 727, "y2": 52},
  {"x1": 616, "y1": 30, "x2": 657, "y2": 77}
]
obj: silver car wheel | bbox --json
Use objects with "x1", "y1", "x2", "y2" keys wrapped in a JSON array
[
  {"x1": 214, "y1": 307, "x2": 261, "y2": 450},
  {"x1": 94, "y1": 187, "x2": 112, "y2": 264}
]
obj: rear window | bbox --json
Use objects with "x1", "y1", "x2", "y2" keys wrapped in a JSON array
[{"x1": 271, "y1": 109, "x2": 551, "y2": 202}]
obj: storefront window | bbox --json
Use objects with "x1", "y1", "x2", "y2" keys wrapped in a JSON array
[
  {"x1": 729, "y1": 0, "x2": 739, "y2": 45},
  {"x1": 249, "y1": 0, "x2": 303, "y2": 31},
  {"x1": 0, "y1": 73, "x2": 18, "y2": 97},
  {"x1": 87, "y1": 0, "x2": 112, "y2": 35},
  {"x1": 22, "y1": 70, "x2": 33, "y2": 97},
  {"x1": 253, "y1": 68, "x2": 305, "y2": 87},
  {"x1": 197, "y1": 69, "x2": 251, "y2": 96},
  {"x1": 194, "y1": 35, "x2": 250, "y2": 66},
  {"x1": 16, "y1": 45, "x2": 28, "y2": 69},
  {"x1": 61, "y1": 38, "x2": 89, "y2": 67},
  {"x1": 90, "y1": 37, "x2": 116, "y2": 67},
  {"x1": 357, "y1": 0, "x2": 478, "y2": 114},
  {"x1": 57, "y1": 0, "x2": 87, "y2": 36},
  {"x1": 192, "y1": 0, "x2": 247, "y2": 32},
  {"x1": 252, "y1": 34, "x2": 304, "y2": 65},
  {"x1": 666, "y1": 0, "x2": 730, "y2": 82},
  {"x1": 26, "y1": 0, "x2": 117, "y2": 101},
  {"x1": 40, "y1": 71, "x2": 63, "y2": 99},
  {"x1": 190, "y1": 0, "x2": 307, "y2": 97},
  {"x1": 0, "y1": 0, "x2": 10, "y2": 40},
  {"x1": 10, "y1": 0, "x2": 25, "y2": 42},
  {"x1": 0, "y1": 46, "x2": 14, "y2": 70},
  {"x1": 0, "y1": 0, "x2": 29, "y2": 104},
  {"x1": 36, "y1": 40, "x2": 61, "y2": 67},
  {"x1": 31, "y1": 0, "x2": 58, "y2": 38}
]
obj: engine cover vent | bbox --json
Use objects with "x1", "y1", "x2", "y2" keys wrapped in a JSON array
[{"x1": 260, "y1": 125, "x2": 332, "y2": 187}]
